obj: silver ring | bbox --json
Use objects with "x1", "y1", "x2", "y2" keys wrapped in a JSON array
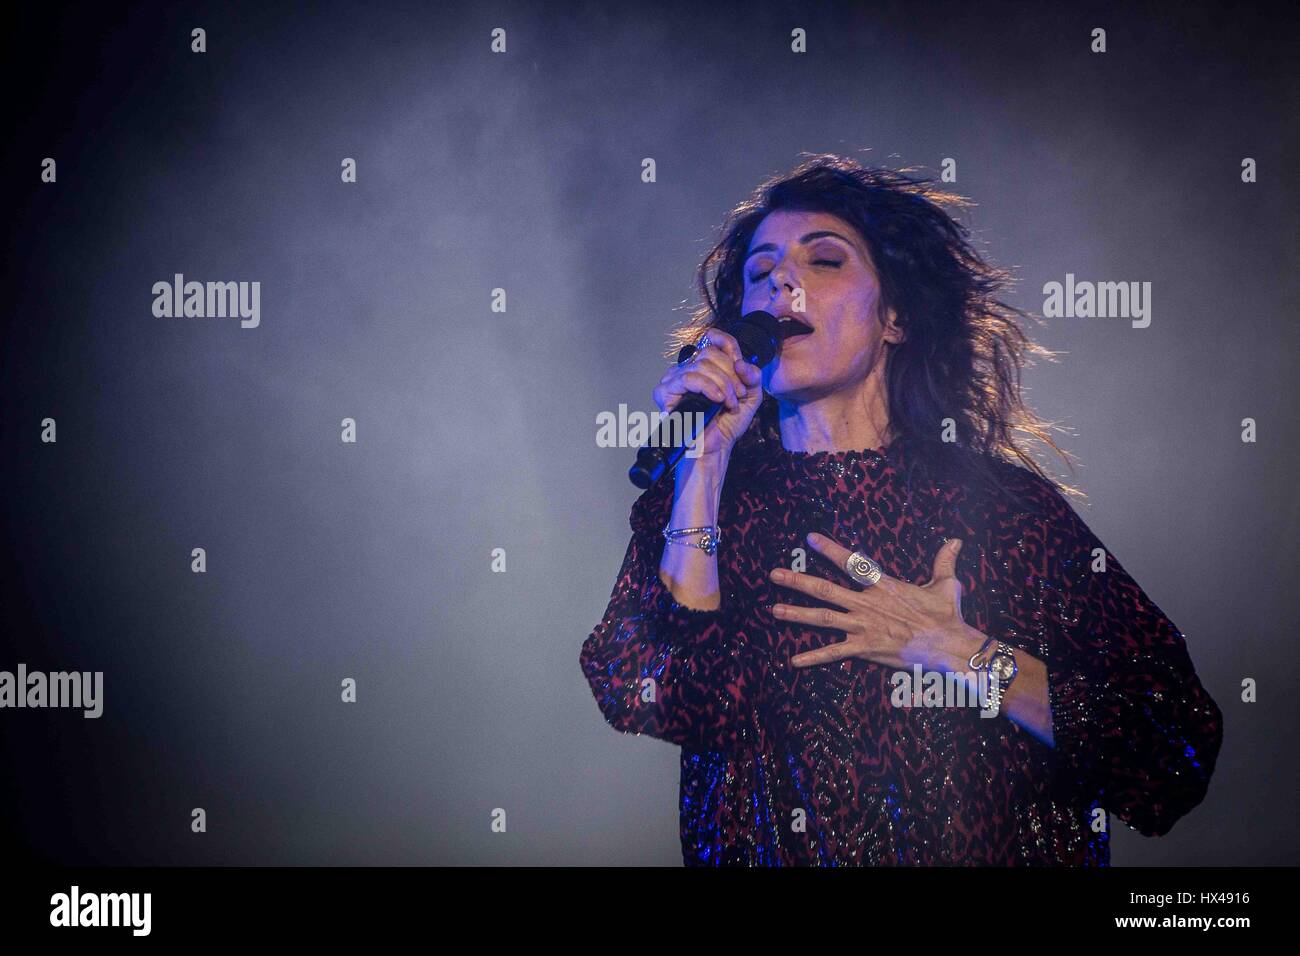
[
  {"x1": 844, "y1": 551, "x2": 882, "y2": 587},
  {"x1": 691, "y1": 334, "x2": 712, "y2": 361}
]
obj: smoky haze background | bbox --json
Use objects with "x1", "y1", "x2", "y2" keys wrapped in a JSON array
[{"x1": 1, "y1": 0, "x2": 1297, "y2": 865}]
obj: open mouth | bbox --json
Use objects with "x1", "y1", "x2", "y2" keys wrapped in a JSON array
[{"x1": 777, "y1": 315, "x2": 814, "y2": 339}]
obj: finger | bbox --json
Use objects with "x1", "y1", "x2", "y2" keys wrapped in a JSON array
[
  {"x1": 652, "y1": 373, "x2": 685, "y2": 413},
  {"x1": 679, "y1": 369, "x2": 735, "y2": 409},
  {"x1": 700, "y1": 327, "x2": 744, "y2": 366},
  {"x1": 694, "y1": 348, "x2": 749, "y2": 399},
  {"x1": 790, "y1": 640, "x2": 859, "y2": 668},
  {"x1": 656, "y1": 362, "x2": 740, "y2": 413},
  {"x1": 672, "y1": 370, "x2": 724, "y2": 406},
  {"x1": 768, "y1": 567, "x2": 859, "y2": 609},
  {"x1": 805, "y1": 532, "x2": 898, "y2": 594},
  {"x1": 930, "y1": 538, "x2": 962, "y2": 582},
  {"x1": 771, "y1": 602, "x2": 859, "y2": 632},
  {"x1": 734, "y1": 358, "x2": 763, "y2": 388}
]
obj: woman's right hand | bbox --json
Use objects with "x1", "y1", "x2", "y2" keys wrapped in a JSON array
[{"x1": 652, "y1": 327, "x2": 764, "y2": 463}]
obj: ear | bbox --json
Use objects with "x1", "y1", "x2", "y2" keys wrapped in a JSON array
[{"x1": 882, "y1": 307, "x2": 906, "y2": 345}]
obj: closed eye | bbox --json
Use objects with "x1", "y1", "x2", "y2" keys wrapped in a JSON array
[{"x1": 747, "y1": 260, "x2": 841, "y2": 283}]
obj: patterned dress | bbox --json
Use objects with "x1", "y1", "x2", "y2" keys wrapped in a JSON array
[{"x1": 579, "y1": 436, "x2": 1223, "y2": 865}]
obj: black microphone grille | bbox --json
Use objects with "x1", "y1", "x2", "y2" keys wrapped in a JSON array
[{"x1": 724, "y1": 310, "x2": 781, "y2": 367}]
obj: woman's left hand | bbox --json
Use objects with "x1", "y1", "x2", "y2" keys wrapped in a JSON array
[{"x1": 770, "y1": 532, "x2": 983, "y2": 673}]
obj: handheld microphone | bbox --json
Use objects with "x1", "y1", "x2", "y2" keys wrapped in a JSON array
[{"x1": 628, "y1": 309, "x2": 785, "y2": 489}]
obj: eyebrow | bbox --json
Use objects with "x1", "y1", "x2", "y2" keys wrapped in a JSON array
[{"x1": 744, "y1": 230, "x2": 857, "y2": 262}]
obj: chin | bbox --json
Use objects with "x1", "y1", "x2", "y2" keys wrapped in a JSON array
[{"x1": 766, "y1": 364, "x2": 832, "y2": 400}]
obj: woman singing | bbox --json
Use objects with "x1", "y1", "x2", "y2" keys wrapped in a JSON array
[{"x1": 579, "y1": 154, "x2": 1223, "y2": 866}]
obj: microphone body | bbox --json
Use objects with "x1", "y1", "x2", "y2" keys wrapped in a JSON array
[{"x1": 628, "y1": 310, "x2": 782, "y2": 489}]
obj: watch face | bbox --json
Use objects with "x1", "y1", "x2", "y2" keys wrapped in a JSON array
[{"x1": 991, "y1": 653, "x2": 1017, "y2": 681}]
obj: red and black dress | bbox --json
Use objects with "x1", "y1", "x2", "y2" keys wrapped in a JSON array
[{"x1": 579, "y1": 434, "x2": 1223, "y2": 865}]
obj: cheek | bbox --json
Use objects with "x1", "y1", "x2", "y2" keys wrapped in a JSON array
[
  {"x1": 836, "y1": 271, "x2": 883, "y2": 322},
  {"x1": 823, "y1": 307, "x2": 880, "y2": 360},
  {"x1": 741, "y1": 283, "x2": 765, "y2": 310}
]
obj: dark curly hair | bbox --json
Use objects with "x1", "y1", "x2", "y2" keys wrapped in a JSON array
[{"x1": 668, "y1": 152, "x2": 1081, "y2": 505}]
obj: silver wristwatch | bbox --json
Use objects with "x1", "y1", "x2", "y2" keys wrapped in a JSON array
[{"x1": 969, "y1": 639, "x2": 1018, "y2": 716}]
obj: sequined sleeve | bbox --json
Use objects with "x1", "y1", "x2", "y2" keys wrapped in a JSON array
[
  {"x1": 1036, "y1": 488, "x2": 1224, "y2": 837},
  {"x1": 578, "y1": 476, "x2": 768, "y2": 752}
]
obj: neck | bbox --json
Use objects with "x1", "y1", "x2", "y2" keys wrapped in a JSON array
[{"x1": 776, "y1": 356, "x2": 893, "y2": 454}]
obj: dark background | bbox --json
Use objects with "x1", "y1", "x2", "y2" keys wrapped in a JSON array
[{"x1": 2, "y1": 0, "x2": 1297, "y2": 865}]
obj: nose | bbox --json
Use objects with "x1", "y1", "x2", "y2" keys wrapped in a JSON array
[
  {"x1": 768, "y1": 263, "x2": 797, "y2": 305},
  {"x1": 770, "y1": 260, "x2": 795, "y2": 290}
]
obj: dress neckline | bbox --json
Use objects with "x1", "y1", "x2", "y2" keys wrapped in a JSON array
[
  {"x1": 777, "y1": 444, "x2": 890, "y2": 463},
  {"x1": 745, "y1": 436, "x2": 904, "y2": 483}
]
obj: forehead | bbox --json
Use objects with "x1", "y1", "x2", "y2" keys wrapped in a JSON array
[{"x1": 747, "y1": 209, "x2": 863, "y2": 249}]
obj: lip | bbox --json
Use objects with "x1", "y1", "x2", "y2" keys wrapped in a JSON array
[{"x1": 776, "y1": 313, "x2": 814, "y2": 338}]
